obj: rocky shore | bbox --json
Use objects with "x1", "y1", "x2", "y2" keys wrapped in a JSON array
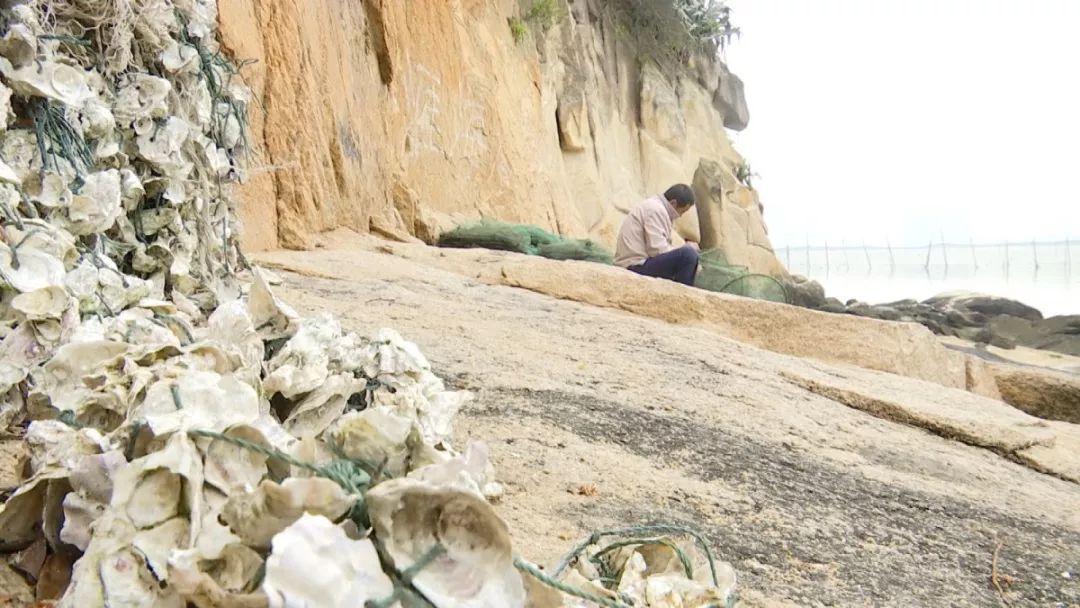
[{"x1": 786, "y1": 275, "x2": 1080, "y2": 358}]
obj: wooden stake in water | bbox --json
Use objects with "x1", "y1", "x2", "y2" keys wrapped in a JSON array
[
  {"x1": 940, "y1": 232, "x2": 949, "y2": 273},
  {"x1": 862, "y1": 241, "x2": 871, "y2": 271},
  {"x1": 969, "y1": 238, "x2": 978, "y2": 271},
  {"x1": 887, "y1": 238, "x2": 895, "y2": 273},
  {"x1": 1032, "y1": 240, "x2": 1039, "y2": 272},
  {"x1": 824, "y1": 240, "x2": 831, "y2": 277},
  {"x1": 1004, "y1": 241, "x2": 1010, "y2": 277},
  {"x1": 924, "y1": 241, "x2": 933, "y2": 273}
]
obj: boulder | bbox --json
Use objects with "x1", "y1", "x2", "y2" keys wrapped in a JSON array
[
  {"x1": 923, "y1": 292, "x2": 1043, "y2": 323},
  {"x1": 692, "y1": 159, "x2": 785, "y2": 277},
  {"x1": 784, "y1": 275, "x2": 826, "y2": 309},
  {"x1": 990, "y1": 315, "x2": 1080, "y2": 357},
  {"x1": 712, "y1": 62, "x2": 749, "y2": 131},
  {"x1": 818, "y1": 297, "x2": 846, "y2": 314},
  {"x1": 815, "y1": 292, "x2": 1054, "y2": 354}
]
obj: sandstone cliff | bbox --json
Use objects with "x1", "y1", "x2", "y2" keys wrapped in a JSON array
[{"x1": 217, "y1": 0, "x2": 782, "y2": 274}]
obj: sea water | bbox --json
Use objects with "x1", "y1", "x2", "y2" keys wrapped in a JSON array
[{"x1": 779, "y1": 241, "x2": 1079, "y2": 317}]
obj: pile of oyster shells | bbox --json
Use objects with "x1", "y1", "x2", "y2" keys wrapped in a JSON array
[{"x1": 0, "y1": 1, "x2": 736, "y2": 606}]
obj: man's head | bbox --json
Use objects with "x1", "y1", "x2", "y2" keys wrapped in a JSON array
[{"x1": 664, "y1": 184, "x2": 695, "y2": 216}]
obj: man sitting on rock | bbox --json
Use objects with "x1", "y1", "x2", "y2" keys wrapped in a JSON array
[{"x1": 614, "y1": 184, "x2": 700, "y2": 286}]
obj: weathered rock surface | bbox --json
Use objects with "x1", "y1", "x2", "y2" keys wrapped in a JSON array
[
  {"x1": 991, "y1": 364, "x2": 1080, "y2": 425},
  {"x1": 272, "y1": 236, "x2": 1080, "y2": 425},
  {"x1": 262, "y1": 233, "x2": 973, "y2": 392},
  {"x1": 250, "y1": 242, "x2": 1080, "y2": 606},
  {"x1": 218, "y1": 0, "x2": 780, "y2": 276},
  {"x1": 780, "y1": 364, "x2": 1058, "y2": 463},
  {"x1": 940, "y1": 335, "x2": 1080, "y2": 375}
]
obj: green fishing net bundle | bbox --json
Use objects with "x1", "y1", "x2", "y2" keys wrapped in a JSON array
[
  {"x1": 437, "y1": 220, "x2": 614, "y2": 264},
  {"x1": 696, "y1": 248, "x2": 789, "y2": 303}
]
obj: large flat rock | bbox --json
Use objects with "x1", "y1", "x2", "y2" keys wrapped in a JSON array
[
  {"x1": 260, "y1": 235, "x2": 975, "y2": 392},
  {"x1": 250, "y1": 242, "x2": 1080, "y2": 606},
  {"x1": 779, "y1": 363, "x2": 1079, "y2": 482},
  {"x1": 1018, "y1": 421, "x2": 1080, "y2": 483}
]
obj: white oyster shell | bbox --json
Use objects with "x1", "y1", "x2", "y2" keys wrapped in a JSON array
[
  {"x1": 0, "y1": 58, "x2": 91, "y2": 106},
  {"x1": 262, "y1": 513, "x2": 394, "y2": 608},
  {"x1": 135, "y1": 370, "x2": 259, "y2": 436},
  {"x1": 12, "y1": 286, "x2": 71, "y2": 320},
  {"x1": 221, "y1": 477, "x2": 355, "y2": 548},
  {"x1": 366, "y1": 478, "x2": 527, "y2": 608}
]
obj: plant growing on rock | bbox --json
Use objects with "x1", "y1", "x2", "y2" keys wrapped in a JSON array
[
  {"x1": 509, "y1": 0, "x2": 564, "y2": 42},
  {"x1": 735, "y1": 162, "x2": 759, "y2": 189},
  {"x1": 608, "y1": 0, "x2": 740, "y2": 69},
  {"x1": 675, "y1": 0, "x2": 741, "y2": 55},
  {"x1": 525, "y1": 0, "x2": 565, "y2": 33},
  {"x1": 508, "y1": 17, "x2": 528, "y2": 43}
]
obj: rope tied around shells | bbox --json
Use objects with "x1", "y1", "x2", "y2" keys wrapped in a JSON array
[{"x1": 186, "y1": 428, "x2": 730, "y2": 608}]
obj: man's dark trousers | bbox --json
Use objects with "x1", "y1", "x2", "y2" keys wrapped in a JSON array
[{"x1": 628, "y1": 245, "x2": 699, "y2": 286}]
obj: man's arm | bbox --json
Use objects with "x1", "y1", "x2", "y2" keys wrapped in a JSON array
[{"x1": 641, "y1": 208, "x2": 673, "y2": 257}]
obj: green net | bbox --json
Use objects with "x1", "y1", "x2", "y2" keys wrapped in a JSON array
[
  {"x1": 519, "y1": 224, "x2": 562, "y2": 248},
  {"x1": 716, "y1": 273, "x2": 789, "y2": 303},
  {"x1": 437, "y1": 220, "x2": 614, "y2": 264},
  {"x1": 537, "y1": 239, "x2": 614, "y2": 264},
  {"x1": 437, "y1": 220, "x2": 538, "y2": 254},
  {"x1": 436, "y1": 225, "x2": 786, "y2": 304},
  {"x1": 696, "y1": 248, "x2": 747, "y2": 292},
  {"x1": 695, "y1": 248, "x2": 789, "y2": 304},
  {"x1": 698, "y1": 248, "x2": 732, "y2": 267}
]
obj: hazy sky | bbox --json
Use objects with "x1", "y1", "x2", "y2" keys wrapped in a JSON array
[{"x1": 721, "y1": 0, "x2": 1080, "y2": 248}]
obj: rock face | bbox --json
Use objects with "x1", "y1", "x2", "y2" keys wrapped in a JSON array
[
  {"x1": 693, "y1": 159, "x2": 785, "y2": 277},
  {"x1": 217, "y1": 0, "x2": 783, "y2": 275}
]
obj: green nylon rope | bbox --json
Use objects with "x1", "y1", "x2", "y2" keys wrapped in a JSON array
[
  {"x1": 186, "y1": 429, "x2": 371, "y2": 496},
  {"x1": 514, "y1": 558, "x2": 632, "y2": 608},
  {"x1": 590, "y1": 537, "x2": 695, "y2": 581},
  {"x1": 188, "y1": 430, "x2": 728, "y2": 607},
  {"x1": 717, "y1": 272, "x2": 790, "y2": 303},
  {"x1": 366, "y1": 544, "x2": 446, "y2": 608},
  {"x1": 46, "y1": 421, "x2": 727, "y2": 608},
  {"x1": 553, "y1": 524, "x2": 721, "y2": 586}
]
